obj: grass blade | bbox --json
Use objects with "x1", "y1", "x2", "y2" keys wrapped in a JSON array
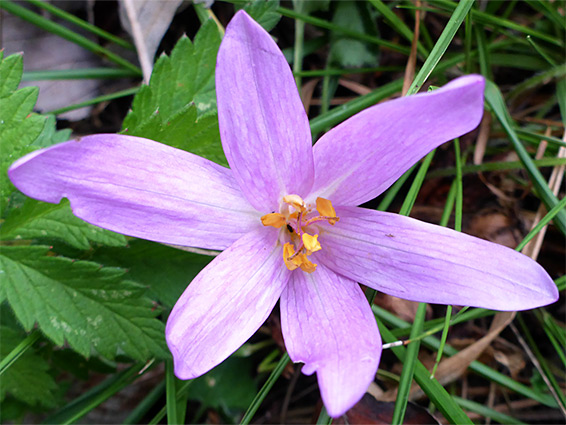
[
  {"x1": 122, "y1": 380, "x2": 165, "y2": 424},
  {"x1": 375, "y1": 306, "x2": 559, "y2": 408},
  {"x1": 166, "y1": 360, "x2": 178, "y2": 425},
  {"x1": 368, "y1": 0, "x2": 428, "y2": 57},
  {"x1": 377, "y1": 318, "x2": 474, "y2": 424},
  {"x1": 240, "y1": 353, "x2": 290, "y2": 425},
  {"x1": 433, "y1": 0, "x2": 563, "y2": 47},
  {"x1": 43, "y1": 364, "x2": 146, "y2": 424},
  {"x1": 453, "y1": 396, "x2": 528, "y2": 424},
  {"x1": 484, "y1": 80, "x2": 566, "y2": 235},
  {"x1": 24, "y1": 0, "x2": 135, "y2": 50},
  {"x1": 392, "y1": 303, "x2": 427, "y2": 424},
  {"x1": 405, "y1": 0, "x2": 475, "y2": 95},
  {"x1": 0, "y1": 330, "x2": 40, "y2": 376},
  {"x1": 23, "y1": 68, "x2": 140, "y2": 81},
  {"x1": 0, "y1": 1, "x2": 141, "y2": 75},
  {"x1": 277, "y1": 6, "x2": 411, "y2": 55}
]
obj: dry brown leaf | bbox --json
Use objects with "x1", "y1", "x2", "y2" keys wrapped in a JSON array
[
  {"x1": 401, "y1": 0, "x2": 421, "y2": 96},
  {"x1": 333, "y1": 394, "x2": 440, "y2": 425},
  {"x1": 338, "y1": 78, "x2": 372, "y2": 96},
  {"x1": 300, "y1": 78, "x2": 321, "y2": 115},
  {"x1": 466, "y1": 210, "x2": 523, "y2": 248},
  {"x1": 380, "y1": 311, "x2": 516, "y2": 402},
  {"x1": 415, "y1": 311, "x2": 516, "y2": 398},
  {"x1": 473, "y1": 114, "x2": 516, "y2": 202},
  {"x1": 374, "y1": 293, "x2": 432, "y2": 323},
  {"x1": 522, "y1": 128, "x2": 566, "y2": 259},
  {"x1": 492, "y1": 348, "x2": 526, "y2": 380},
  {"x1": 473, "y1": 112, "x2": 491, "y2": 166}
]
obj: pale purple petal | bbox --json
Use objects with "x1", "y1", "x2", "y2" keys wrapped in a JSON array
[
  {"x1": 309, "y1": 75, "x2": 485, "y2": 206},
  {"x1": 167, "y1": 227, "x2": 291, "y2": 379},
  {"x1": 8, "y1": 134, "x2": 260, "y2": 250},
  {"x1": 280, "y1": 265, "x2": 381, "y2": 417},
  {"x1": 316, "y1": 207, "x2": 558, "y2": 310},
  {"x1": 216, "y1": 11, "x2": 314, "y2": 211}
]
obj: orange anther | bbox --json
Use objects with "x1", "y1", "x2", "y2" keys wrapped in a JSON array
[{"x1": 261, "y1": 213, "x2": 286, "y2": 228}]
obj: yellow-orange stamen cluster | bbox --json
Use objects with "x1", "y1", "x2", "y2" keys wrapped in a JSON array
[{"x1": 260, "y1": 195, "x2": 339, "y2": 273}]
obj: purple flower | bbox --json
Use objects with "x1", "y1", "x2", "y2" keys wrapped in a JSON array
[{"x1": 8, "y1": 11, "x2": 557, "y2": 417}]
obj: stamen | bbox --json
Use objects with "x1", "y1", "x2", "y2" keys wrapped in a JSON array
[
  {"x1": 269, "y1": 196, "x2": 339, "y2": 274},
  {"x1": 261, "y1": 213, "x2": 286, "y2": 228},
  {"x1": 283, "y1": 194, "x2": 306, "y2": 213},
  {"x1": 298, "y1": 255, "x2": 317, "y2": 273},
  {"x1": 302, "y1": 233, "x2": 321, "y2": 253},
  {"x1": 283, "y1": 243, "x2": 316, "y2": 272},
  {"x1": 283, "y1": 243, "x2": 299, "y2": 270},
  {"x1": 316, "y1": 197, "x2": 339, "y2": 225},
  {"x1": 304, "y1": 215, "x2": 340, "y2": 226}
]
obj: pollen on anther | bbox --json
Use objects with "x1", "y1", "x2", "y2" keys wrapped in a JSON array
[
  {"x1": 302, "y1": 233, "x2": 321, "y2": 253},
  {"x1": 316, "y1": 197, "x2": 335, "y2": 215},
  {"x1": 283, "y1": 243, "x2": 300, "y2": 271},
  {"x1": 261, "y1": 212, "x2": 286, "y2": 228},
  {"x1": 283, "y1": 194, "x2": 306, "y2": 213}
]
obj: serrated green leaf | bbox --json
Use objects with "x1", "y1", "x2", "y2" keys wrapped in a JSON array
[
  {"x1": 0, "y1": 53, "x2": 73, "y2": 215},
  {"x1": 0, "y1": 246, "x2": 168, "y2": 361},
  {"x1": 93, "y1": 240, "x2": 212, "y2": 308},
  {"x1": 0, "y1": 326, "x2": 57, "y2": 407},
  {"x1": 236, "y1": 0, "x2": 282, "y2": 31},
  {"x1": 0, "y1": 88, "x2": 45, "y2": 211},
  {"x1": 124, "y1": 103, "x2": 227, "y2": 166},
  {"x1": 32, "y1": 115, "x2": 72, "y2": 148},
  {"x1": 1, "y1": 198, "x2": 127, "y2": 249},
  {"x1": 122, "y1": 20, "x2": 225, "y2": 164},
  {"x1": 0, "y1": 53, "x2": 85, "y2": 216},
  {"x1": 0, "y1": 86, "x2": 38, "y2": 123},
  {"x1": 0, "y1": 53, "x2": 23, "y2": 98},
  {"x1": 123, "y1": 19, "x2": 221, "y2": 130}
]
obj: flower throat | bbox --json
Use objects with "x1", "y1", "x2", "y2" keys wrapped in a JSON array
[{"x1": 261, "y1": 195, "x2": 339, "y2": 273}]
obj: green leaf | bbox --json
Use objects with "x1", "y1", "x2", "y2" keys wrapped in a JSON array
[
  {"x1": 0, "y1": 87, "x2": 45, "y2": 211},
  {"x1": 0, "y1": 246, "x2": 168, "y2": 361},
  {"x1": 50, "y1": 348, "x2": 116, "y2": 381},
  {"x1": 93, "y1": 240, "x2": 213, "y2": 308},
  {"x1": 122, "y1": 20, "x2": 226, "y2": 164},
  {"x1": 1, "y1": 199, "x2": 127, "y2": 250},
  {"x1": 328, "y1": 1, "x2": 380, "y2": 68},
  {"x1": 188, "y1": 357, "x2": 256, "y2": 412},
  {"x1": 0, "y1": 52, "x2": 23, "y2": 97},
  {"x1": 32, "y1": 114, "x2": 72, "y2": 148},
  {"x1": 405, "y1": 0, "x2": 474, "y2": 95},
  {"x1": 0, "y1": 326, "x2": 57, "y2": 408},
  {"x1": 236, "y1": 0, "x2": 282, "y2": 31},
  {"x1": 123, "y1": 20, "x2": 221, "y2": 128},
  {"x1": 484, "y1": 80, "x2": 566, "y2": 235},
  {"x1": 0, "y1": 53, "x2": 73, "y2": 214},
  {"x1": 124, "y1": 103, "x2": 227, "y2": 167}
]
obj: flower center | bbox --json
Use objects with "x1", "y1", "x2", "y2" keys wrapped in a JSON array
[{"x1": 261, "y1": 195, "x2": 339, "y2": 273}]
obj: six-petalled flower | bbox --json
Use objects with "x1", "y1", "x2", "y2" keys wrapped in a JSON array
[{"x1": 8, "y1": 11, "x2": 558, "y2": 418}]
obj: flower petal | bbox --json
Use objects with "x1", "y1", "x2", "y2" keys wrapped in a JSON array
[
  {"x1": 167, "y1": 227, "x2": 290, "y2": 379},
  {"x1": 316, "y1": 207, "x2": 558, "y2": 310},
  {"x1": 280, "y1": 265, "x2": 381, "y2": 417},
  {"x1": 8, "y1": 134, "x2": 259, "y2": 250},
  {"x1": 216, "y1": 11, "x2": 314, "y2": 211},
  {"x1": 309, "y1": 75, "x2": 485, "y2": 206}
]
